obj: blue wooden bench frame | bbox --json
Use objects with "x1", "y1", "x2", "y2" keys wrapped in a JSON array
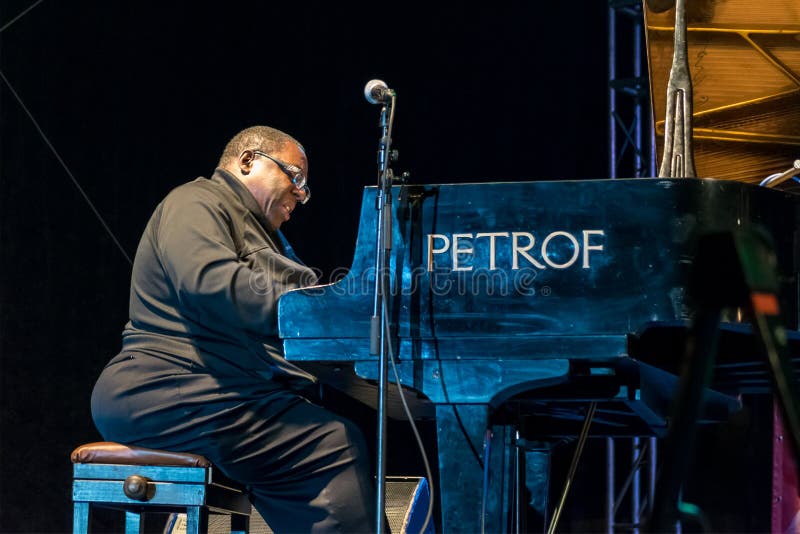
[{"x1": 72, "y1": 462, "x2": 251, "y2": 534}]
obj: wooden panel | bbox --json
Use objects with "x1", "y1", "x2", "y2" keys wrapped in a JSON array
[
  {"x1": 73, "y1": 463, "x2": 209, "y2": 483},
  {"x1": 72, "y1": 480, "x2": 206, "y2": 506}
]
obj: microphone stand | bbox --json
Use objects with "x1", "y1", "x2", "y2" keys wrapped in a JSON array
[{"x1": 370, "y1": 90, "x2": 397, "y2": 534}]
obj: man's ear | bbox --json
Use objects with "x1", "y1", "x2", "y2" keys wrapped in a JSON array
[{"x1": 238, "y1": 150, "x2": 256, "y2": 175}]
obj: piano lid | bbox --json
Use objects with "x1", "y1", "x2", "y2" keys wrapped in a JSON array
[{"x1": 644, "y1": 0, "x2": 800, "y2": 191}]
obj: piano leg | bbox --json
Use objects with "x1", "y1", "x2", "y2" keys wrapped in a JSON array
[
  {"x1": 436, "y1": 404, "x2": 515, "y2": 533},
  {"x1": 522, "y1": 441, "x2": 553, "y2": 532}
]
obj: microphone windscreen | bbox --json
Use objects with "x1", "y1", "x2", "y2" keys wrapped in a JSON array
[{"x1": 364, "y1": 79, "x2": 389, "y2": 104}]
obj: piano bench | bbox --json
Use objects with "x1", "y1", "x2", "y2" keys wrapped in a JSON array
[{"x1": 70, "y1": 441, "x2": 251, "y2": 534}]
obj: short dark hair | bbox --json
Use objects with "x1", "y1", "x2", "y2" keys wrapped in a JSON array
[{"x1": 218, "y1": 125, "x2": 305, "y2": 167}]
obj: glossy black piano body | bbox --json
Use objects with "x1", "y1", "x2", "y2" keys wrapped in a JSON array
[{"x1": 278, "y1": 177, "x2": 799, "y2": 532}]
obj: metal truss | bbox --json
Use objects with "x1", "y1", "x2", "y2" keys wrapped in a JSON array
[
  {"x1": 606, "y1": 2, "x2": 659, "y2": 533},
  {"x1": 609, "y1": 0, "x2": 656, "y2": 179}
]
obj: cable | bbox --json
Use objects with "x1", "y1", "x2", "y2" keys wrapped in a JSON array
[
  {"x1": 0, "y1": 69, "x2": 132, "y2": 265},
  {"x1": 0, "y1": 0, "x2": 44, "y2": 34},
  {"x1": 434, "y1": 357, "x2": 485, "y2": 468},
  {"x1": 547, "y1": 402, "x2": 597, "y2": 534},
  {"x1": 383, "y1": 297, "x2": 435, "y2": 534},
  {"x1": 612, "y1": 439, "x2": 650, "y2": 515}
]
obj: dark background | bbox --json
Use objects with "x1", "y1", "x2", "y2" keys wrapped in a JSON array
[{"x1": 0, "y1": 1, "x2": 771, "y2": 532}]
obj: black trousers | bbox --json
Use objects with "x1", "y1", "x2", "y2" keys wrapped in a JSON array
[{"x1": 91, "y1": 352, "x2": 375, "y2": 533}]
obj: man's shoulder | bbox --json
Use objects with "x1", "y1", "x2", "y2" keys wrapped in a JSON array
[
  {"x1": 167, "y1": 176, "x2": 223, "y2": 198},
  {"x1": 148, "y1": 178, "x2": 232, "y2": 227},
  {"x1": 160, "y1": 177, "x2": 233, "y2": 208}
]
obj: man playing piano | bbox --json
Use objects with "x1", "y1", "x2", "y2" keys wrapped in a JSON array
[{"x1": 90, "y1": 125, "x2": 375, "y2": 532}]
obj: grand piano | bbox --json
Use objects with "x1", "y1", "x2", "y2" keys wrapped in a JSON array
[
  {"x1": 278, "y1": 177, "x2": 798, "y2": 531},
  {"x1": 278, "y1": 1, "x2": 800, "y2": 531}
]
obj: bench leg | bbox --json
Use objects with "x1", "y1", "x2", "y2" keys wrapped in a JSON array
[
  {"x1": 185, "y1": 507, "x2": 208, "y2": 534},
  {"x1": 73, "y1": 502, "x2": 90, "y2": 534},
  {"x1": 124, "y1": 510, "x2": 143, "y2": 534}
]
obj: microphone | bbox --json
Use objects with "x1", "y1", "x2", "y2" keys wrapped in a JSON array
[{"x1": 364, "y1": 79, "x2": 392, "y2": 105}]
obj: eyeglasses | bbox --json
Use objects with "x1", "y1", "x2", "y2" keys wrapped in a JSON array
[{"x1": 252, "y1": 150, "x2": 311, "y2": 204}]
